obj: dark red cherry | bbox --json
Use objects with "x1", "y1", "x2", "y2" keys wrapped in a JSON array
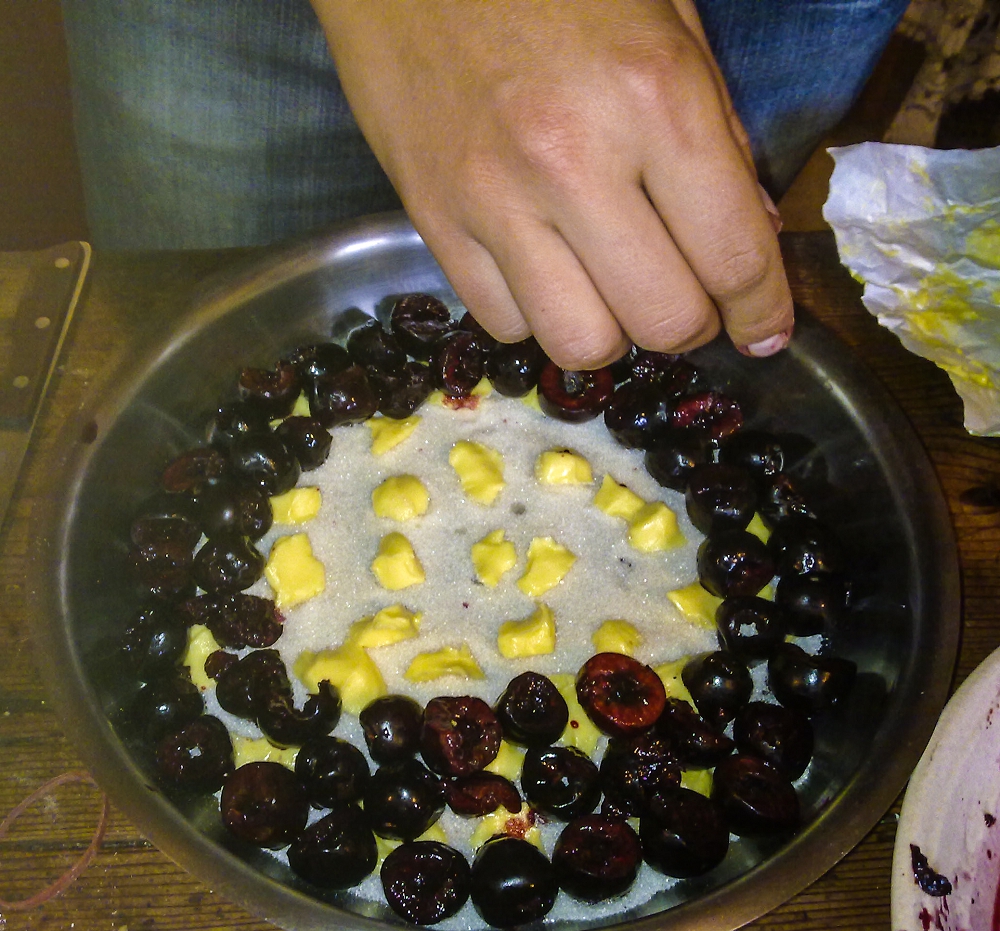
[
  {"x1": 121, "y1": 604, "x2": 188, "y2": 675},
  {"x1": 431, "y1": 330, "x2": 488, "y2": 398},
  {"x1": 155, "y1": 715, "x2": 234, "y2": 792},
  {"x1": 697, "y1": 529, "x2": 775, "y2": 598},
  {"x1": 446, "y1": 773, "x2": 521, "y2": 817},
  {"x1": 715, "y1": 596, "x2": 788, "y2": 659},
  {"x1": 576, "y1": 652, "x2": 666, "y2": 736},
  {"x1": 486, "y1": 337, "x2": 547, "y2": 397},
  {"x1": 274, "y1": 416, "x2": 333, "y2": 471},
  {"x1": 215, "y1": 649, "x2": 290, "y2": 719},
  {"x1": 685, "y1": 463, "x2": 758, "y2": 534},
  {"x1": 553, "y1": 814, "x2": 642, "y2": 902},
  {"x1": 284, "y1": 342, "x2": 351, "y2": 387},
  {"x1": 758, "y1": 472, "x2": 817, "y2": 528},
  {"x1": 238, "y1": 360, "x2": 301, "y2": 418},
  {"x1": 521, "y1": 746, "x2": 601, "y2": 820},
  {"x1": 470, "y1": 836, "x2": 558, "y2": 927},
  {"x1": 381, "y1": 841, "x2": 471, "y2": 925},
  {"x1": 628, "y1": 352, "x2": 696, "y2": 394},
  {"x1": 128, "y1": 534, "x2": 195, "y2": 601},
  {"x1": 390, "y1": 293, "x2": 456, "y2": 360},
  {"x1": 711, "y1": 754, "x2": 799, "y2": 836},
  {"x1": 309, "y1": 364, "x2": 379, "y2": 427},
  {"x1": 639, "y1": 786, "x2": 730, "y2": 877},
  {"x1": 774, "y1": 572, "x2": 848, "y2": 636},
  {"x1": 347, "y1": 320, "x2": 406, "y2": 372},
  {"x1": 599, "y1": 733, "x2": 681, "y2": 817},
  {"x1": 130, "y1": 491, "x2": 201, "y2": 546},
  {"x1": 295, "y1": 736, "x2": 370, "y2": 808},
  {"x1": 207, "y1": 400, "x2": 272, "y2": 450},
  {"x1": 363, "y1": 759, "x2": 446, "y2": 841},
  {"x1": 360, "y1": 695, "x2": 424, "y2": 764},
  {"x1": 494, "y1": 672, "x2": 569, "y2": 748},
  {"x1": 256, "y1": 680, "x2": 342, "y2": 748},
  {"x1": 644, "y1": 430, "x2": 712, "y2": 491},
  {"x1": 768, "y1": 516, "x2": 846, "y2": 577},
  {"x1": 718, "y1": 429, "x2": 787, "y2": 486},
  {"x1": 161, "y1": 447, "x2": 229, "y2": 495},
  {"x1": 229, "y1": 432, "x2": 300, "y2": 496},
  {"x1": 193, "y1": 478, "x2": 272, "y2": 541},
  {"x1": 181, "y1": 593, "x2": 283, "y2": 649},
  {"x1": 287, "y1": 803, "x2": 378, "y2": 890},
  {"x1": 221, "y1": 761, "x2": 309, "y2": 849},
  {"x1": 681, "y1": 651, "x2": 753, "y2": 730},
  {"x1": 671, "y1": 391, "x2": 742, "y2": 443},
  {"x1": 734, "y1": 701, "x2": 814, "y2": 780},
  {"x1": 421, "y1": 696, "x2": 502, "y2": 776},
  {"x1": 768, "y1": 642, "x2": 856, "y2": 715},
  {"x1": 603, "y1": 382, "x2": 673, "y2": 449},
  {"x1": 191, "y1": 533, "x2": 265, "y2": 596},
  {"x1": 368, "y1": 361, "x2": 434, "y2": 419},
  {"x1": 652, "y1": 697, "x2": 735, "y2": 768},
  {"x1": 538, "y1": 363, "x2": 614, "y2": 422},
  {"x1": 132, "y1": 673, "x2": 204, "y2": 740}
]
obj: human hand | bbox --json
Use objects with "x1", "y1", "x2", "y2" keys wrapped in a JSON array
[{"x1": 310, "y1": 0, "x2": 794, "y2": 369}]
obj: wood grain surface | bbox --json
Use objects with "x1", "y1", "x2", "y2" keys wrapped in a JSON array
[{"x1": 1, "y1": 231, "x2": 997, "y2": 931}]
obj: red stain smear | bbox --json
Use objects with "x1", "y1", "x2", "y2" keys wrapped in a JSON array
[{"x1": 442, "y1": 395, "x2": 481, "y2": 411}]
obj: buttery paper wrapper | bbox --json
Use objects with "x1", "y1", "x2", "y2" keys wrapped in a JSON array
[{"x1": 823, "y1": 142, "x2": 1000, "y2": 435}]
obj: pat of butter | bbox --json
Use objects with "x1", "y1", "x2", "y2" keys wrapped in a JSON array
[
  {"x1": 551, "y1": 672, "x2": 602, "y2": 756},
  {"x1": 593, "y1": 474, "x2": 645, "y2": 521},
  {"x1": 404, "y1": 644, "x2": 485, "y2": 683},
  {"x1": 471, "y1": 529, "x2": 517, "y2": 587},
  {"x1": 522, "y1": 386, "x2": 542, "y2": 412},
  {"x1": 667, "y1": 582, "x2": 723, "y2": 631},
  {"x1": 485, "y1": 741, "x2": 526, "y2": 782},
  {"x1": 233, "y1": 735, "x2": 299, "y2": 770},
  {"x1": 372, "y1": 475, "x2": 429, "y2": 521},
  {"x1": 449, "y1": 440, "x2": 504, "y2": 505},
  {"x1": 291, "y1": 392, "x2": 311, "y2": 417},
  {"x1": 347, "y1": 604, "x2": 422, "y2": 648},
  {"x1": 470, "y1": 804, "x2": 543, "y2": 851},
  {"x1": 270, "y1": 486, "x2": 321, "y2": 524},
  {"x1": 183, "y1": 624, "x2": 221, "y2": 691},
  {"x1": 535, "y1": 448, "x2": 593, "y2": 485},
  {"x1": 265, "y1": 533, "x2": 326, "y2": 610},
  {"x1": 366, "y1": 414, "x2": 421, "y2": 456},
  {"x1": 745, "y1": 511, "x2": 771, "y2": 543},
  {"x1": 498, "y1": 603, "x2": 556, "y2": 658},
  {"x1": 654, "y1": 657, "x2": 696, "y2": 706},
  {"x1": 372, "y1": 532, "x2": 425, "y2": 590},
  {"x1": 294, "y1": 641, "x2": 387, "y2": 714},
  {"x1": 592, "y1": 619, "x2": 642, "y2": 656},
  {"x1": 628, "y1": 501, "x2": 685, "y2": 552},
  {"x1": 681, "y1": 767, "x2": 713, "y2": 797},
  {"x1": 517, "y1": 537, "x2": 575, "y2": 597}
]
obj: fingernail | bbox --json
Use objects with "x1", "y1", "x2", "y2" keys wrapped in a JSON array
[
  {"x1": 758, "y1": 182, "x2": 783, "y2": 234},
  {"x1": 737, "y1": 326, "x2": 793, "y2": 358}
]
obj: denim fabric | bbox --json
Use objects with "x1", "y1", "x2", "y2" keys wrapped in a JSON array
[{"x1": 62, "y1": 0, "x2": 909, "y2": 249}]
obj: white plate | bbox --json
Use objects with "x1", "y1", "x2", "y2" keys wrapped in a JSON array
[{"x1": 892, "y1": 646, "x2": 1000, "y2": 930}]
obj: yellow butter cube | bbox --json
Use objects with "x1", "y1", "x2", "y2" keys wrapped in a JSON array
[
  {"x1": 291, "y1": 392, "x2": 311, "y2": 417},
  {"x1": 270, "y1": 486, "x2": 322, "y2": 524},
  {"x1": 628, "y1": 501, "x2": 685, "y2": 552},
  {"x1": 550, "y1": 672, "x2": 602, "y2": 756},
  {"x1": 681, "y1": 768, "x2": 713, "y2": 797},
  {"x1": 232, "y1": 736, "x2": 298, "y2": 770},
  {"x1": 485, "y1": 741, "x2": 526, "y2": 782},
  {"x1": 535, "y1": 448, "x2": 593, "y2": 485},
  {"x1": 372, "y1": 475, "x2": 429, "y2": 521},
  {"x1": 183, "y1": 624, "x2": 221, "y2": 691},
  {"x1": 592, "y1": 619, "x2": 643, "y2": 656},
  {"x1": 265, "y1": 533, "x2": 326, "y2": 610},
  {"x1": 521, "y1": 386, "x2": 542, "y2": 412},
  {"x1": 517, "y1": 537, "x2": 575, "y2": 597},
  {"x1": 372, "y1": 532, "x2": 425, "y2": 590},
  {"x1": 667, "y1": 582, "x2": 723, "y2": 631},
  {"x1": 366, "y1": 414, "x2": 421, "y2": 456},
  {"x1": 654, "y1": 657, "x2": 696, "y2": 706},
  {"x1": 471, "y1": 529, "x2": 517, "y2": 587},
  {"x1": 498, "y1": 603, "x2": 556, "y2": 658},
  {"x1": 347, "y1": 604, "x2": 422, "y2": 648},
  {"x1": 404, "y1": 644, "x2": 485, "y2": 683},
  {"x1": 745, "y1": 511, "x2": 771, "y2": 544},
  {"x1": 593, "y1": 474, "x2": 645, "y2": 521},
  {"x1": 449, "y1": 440, "x2": 504, "y2": 505},
  {"x1": 294, "y1": 642, "x2": 387, "y2": 715},
  {"x1": 470, "y1": 804, "x2": 543, "y2": 850},
  {"x1": 471, "y1": 376, "x2": 493, "y2": 398}
]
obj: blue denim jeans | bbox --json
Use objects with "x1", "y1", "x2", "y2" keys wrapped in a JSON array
[{"x1": 62, "y1": 0, "x2": 909, "y2": 249}]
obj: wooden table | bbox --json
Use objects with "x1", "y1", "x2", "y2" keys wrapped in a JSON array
[{"x1": 1, "y1": 231, "x2": 997, "y2": 931}]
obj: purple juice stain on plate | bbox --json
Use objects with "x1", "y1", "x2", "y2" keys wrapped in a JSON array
[{"x1": 911, "y1": 843, "x2": 953, "y2": 897}]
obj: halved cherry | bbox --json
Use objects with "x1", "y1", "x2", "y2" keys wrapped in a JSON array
[
  {"x1": 538, "y1": 362, "x2": 614, "y2": 423},
  {"x1": 421, "y1": 696, "x2": 502, "y2": 776},
  {"x1": 575, "y1": 653, "x2": 666, "y2": 736}
]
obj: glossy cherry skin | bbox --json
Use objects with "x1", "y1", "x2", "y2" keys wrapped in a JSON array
[
  {"x1": 734, "y1": 701, "x2": 814, "y2": 780},
  {"x1": 191, "y1": 533, "x2": 266, "y2": 596},
  {"x1": 207, "y1": 400, "x2": 272, "y2": 451},
  {"x1": 521, "y1": 746, "x2": 601, "y2": 820},
  {"x1": 682, "y1": 651, "x2": 753, "y2": 730},
  {"x1": 603, "y1": 382, "x2": 673, "y2": 450},
  {"x1": 161, "y1": 446, "x2": 229, "y2": 495},
  {"x1": 237, "y1": 360, "x2": 301, "y2": 418},
  {"x1": 368, "y1": 361, "x2": 434, "y2": 419},
  {"x1": 494, "y1": 672, "x2": 568, "y2": 748},
  {"x1": 711, "y1": 754, "x2": 799, "y2": 836},
  {"x1": 381, "y1": 840, "x2": 472, "y2": 925},
  {"x1": 576, "y1": 652, "x2": 666, "y2": 737},
  {"x1": 295, "y1": 736, "x2": 370, "y2": 808},
  {"x1": 133, "y1": 673, "x2": 204, "y2": 740},
  {"x1": 155, "y1": 715, "x2": 234, "y2": 792},
  {"x1": 644, "y1": 430, "x2": 712, "y2": 491},
  {"x1": 486, "y1": 337, "x2": 546, "y2": 397},
  {"x1": 347, "y1": 320, "x2": 406, "y2": 372},
  {"x1": 309, "y1": 364, "x2": 379, "y2": 427},
  {"x1": 431, "y1": 330, "x2": 488, "y2": 398},
  {"x1": 652, "y1": 697, "x2": 734, "y2": 768},
  {"x1": 181, "y1": 592, "x2": 283, "y2": 649},
  {"x1": 127, "y1": 534, "x2": 195, "y2": 602},
  {"x1": 768, "y1": 642, "x2": 857, "y2": 715},
  {"x1": 421, "y1": 696, "x2": 502, "y2": 777},
  {"x1": 284, "y1": 342, "x2": 351, "y2": 387},
  {"x1": 599, "y1": 732, "x2": 681, "y2": 817},
  {"x1": 256, "y1": 680, "x2": 342, "y2": 748},
  {"x1": 715, "y1": 596, "x2": 789, "y2": 659},
  {"x1": 671, "y1": 391, "x2": 742, "y2": 443},
  {"x1": 390, "y1": 293, "x2": 455, "y2": 360},
  {"x1": 121, "y1": 604, "x2": 187, "y2": 676},
  {"x1": 553, "y1": 814, "x2": 642, "y2": 902},
  {"x1": 758, "y1": 472, "x2": 817, "y2": 528},
  {"x1": 220, "y1": 761, "x2": 309, "y2": 849},
  {"x1": 363, "y1": 759, "x2": 446, "y2": 841},
  {"x1": 685, "y1": 463, "x2": 758, "y2": 535},
  {"x1": 768, "y1": 516, "x2": 846, "y2": 577},
  {"x1": 215, "y1": 648, "x2": 290, "y2": 719},
  {"x1": 287, "y1": 803, "x2": 378, "y2": 890},
  {"x1": 274, "y1": 416, "x2": 333, "y2": 471},
  {"x1": 470, "y1": 836, "x2": 558, "y2": 927},
  {"x1": 229, "y1": 432, "x2": 301, "y2": 497},
  {"x1": 446, "y1": 773, "x2": 521, "y2": 817},
  {"x1": 774, "y1": 572, "x2": 848, "y2": 636},
  {"x1": 639, "y1": 786, "x2": 730, "y2": 878},
  {"x1": 193, "y1": 479, "x2": 272, "y2": 542},
  {"x1": 697, "y1": 529, "x2": 775, "y2": 598},
  {"x1": 718, "y1": 429, "x2": 786, "y2": 484},
  {"x1": 538, "y1": 363, "x2": 614, "y2": 422},
  {"x1": 360, "y1": 695, "x2": 424, "y2": 765}
]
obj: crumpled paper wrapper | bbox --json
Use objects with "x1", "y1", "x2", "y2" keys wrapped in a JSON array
[{"x1": 823, "y1": 142, "x2": 1000, "y2": 435}]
